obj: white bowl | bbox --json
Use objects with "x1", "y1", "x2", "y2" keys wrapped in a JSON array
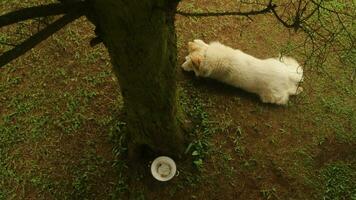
[{"x1": 151, "y1": 156, "x2": 177, "y2": 181}]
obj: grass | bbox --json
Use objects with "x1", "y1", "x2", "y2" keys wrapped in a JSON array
[
  {"x1": 321, "y1": 162, "x2": 356, "y2": 200},
  {"x1": 180, "y1": 85, "x2": 216, "y2": 169},
  {"x1": 1, "y1": 0, "x2": 355, "y2": 199},
  {"x1": 260, "y1": 187, "x2": 278, "y2": 200}
]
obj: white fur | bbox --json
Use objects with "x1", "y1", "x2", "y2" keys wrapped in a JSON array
[{"x1": 181, "y1": 40, "x2": 303, "y2": 105}]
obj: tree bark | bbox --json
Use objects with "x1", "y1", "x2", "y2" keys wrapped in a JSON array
[{"x1": 91, "y1": 0, "x2": 184, "y2": 159}]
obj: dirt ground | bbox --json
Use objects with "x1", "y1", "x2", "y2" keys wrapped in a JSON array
[{"x1": 0, "y1": 0, "x2": 355, "y2": 200}]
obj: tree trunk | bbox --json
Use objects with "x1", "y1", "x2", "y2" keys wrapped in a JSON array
[{"x1": 92, "y1": 0, "x2": 184, "y2": 159}]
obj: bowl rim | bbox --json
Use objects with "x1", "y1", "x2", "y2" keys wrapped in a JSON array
[{"x1": 151, "y1": 156, "x2": 177, "y2": 181}]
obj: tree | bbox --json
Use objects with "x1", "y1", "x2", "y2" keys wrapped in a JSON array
[
  {"x1": 90, "y1": 1, "x2": 185, "y2": 159},
  {"x1": 0, "y1": 0, "x2": 354, "y2": 160}
]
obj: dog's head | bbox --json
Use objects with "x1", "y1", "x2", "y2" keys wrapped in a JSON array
[
  {"x1": 181, "y1": 39, "x2": 209, "y2": 77},
  {"x1": 188, "y1": 39, "x2": 209, "y2": 53}
]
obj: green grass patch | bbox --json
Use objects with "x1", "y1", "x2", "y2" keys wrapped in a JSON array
[
  {"x1": 320, "y1": 162, "x2": 356, "y2": 200},
  {"x1": 179, "y1": 85, "x2": 216, "y2": 169}
]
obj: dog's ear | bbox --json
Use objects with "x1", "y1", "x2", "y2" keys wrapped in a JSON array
[
  {"x1": 191, "y1": 54, "x2": 203, "y2": 67},
  {"x1": 188, "y1": 42, "x2": 199, "y2": 52},
  {"x1": 194, "y1": 39, "x2": 209, "y2": 47}
]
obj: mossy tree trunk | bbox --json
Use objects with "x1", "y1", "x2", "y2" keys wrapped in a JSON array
[{"x1": 92, "y1": 0, "x2": 184, "y2": 159}]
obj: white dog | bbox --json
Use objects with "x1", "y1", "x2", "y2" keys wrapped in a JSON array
[{"x1": 182, "y1": 39, "x2": 303, "y2": 105}]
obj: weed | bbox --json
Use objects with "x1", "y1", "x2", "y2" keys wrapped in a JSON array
[
  {"x1": 260, "y1": 187, "x2": 278, "y2": 200},
  {"x1": 82, "y1": 70, "x2": 112, "y2": 86},
  {"x1": 110, "y1": 120, "x2": 127, "y2": 157},
  {"x1": 241, "y1": 159, "x2": 258, "y2": 171},
  {"x1": 81, "y1": 49, "x2": 105, "y2": 65},
  {"x1": 230, "y1": 126, "x2": 245, "y2": 156},
  {"x1": 108, "y1": 120, "x2": 129, "y2": 198},
  {"x1": 180, "y1": 87, "x2": 215, "y2": 169},
  {"x1": 295, "y1": 148, "x2": 314, "y2": 167},
  {"x1": 79, "y1": 89, "x2": 98, "y2": 103},
  {"x1": 187, "y1": 140, "x2": 210, "y2": 169},
  {"x1": 320, "y1": 162, "x2": 356, "y2": 200},
  {"x1": 54, "y1": 92, "x2": 86, "y2": 134}
]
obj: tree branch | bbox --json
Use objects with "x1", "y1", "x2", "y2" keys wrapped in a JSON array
[
  {"x1": 0, "y1": 1, "x2": 87, "y2": 28},
  {"x1": 175, "y1": 1, "x2": 301, "y2": 30},
  {"x1": 176, "y1": 4, "x2": 276, "y2": 17},
  {"x1": 310, "y1": 0, "x2": 353, "y2": 17},
  {"x1": 270, "y1": 7, "x2": 296, "y2": 29},
  {"x1": 0, "y1": 12, "x2": 82, "y2": 67}
]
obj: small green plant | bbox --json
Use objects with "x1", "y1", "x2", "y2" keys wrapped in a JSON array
[
  {"x1": 233, "y1": 126, "x2": 245, "y2": 155},
  {"x1": 110, "y1": 120, "x2": 127, "y2": 157},
  {"x1": 185, "y1": 140, "x2": 210, "y2": 169},
  {"x1": 321, "y1": 162, "x2": 356, "y2": 200},
  {"x1": 180, "y1": 87, "x2": 215, "y2": 169},
  {"x1": 260, "y1": 187, "x2": 278, "y2": 200}
]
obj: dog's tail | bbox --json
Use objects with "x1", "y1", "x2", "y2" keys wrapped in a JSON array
[{"x1": 279, "y1": 55, "x2": 304, "y2": 83}]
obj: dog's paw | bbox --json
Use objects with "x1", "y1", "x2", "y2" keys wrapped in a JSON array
[
  {"x1": 181, "y1": 57, "x2": 193, "y2": 71},
  {"x1": 260, "y1": 93, "x2": 289, "y2": 105},
  {"x1": 296, "y1": 87, "x2": 303, "y2": 95}
]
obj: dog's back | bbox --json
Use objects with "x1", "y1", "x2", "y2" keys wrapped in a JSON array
[
  {"x1": 182, "y1": 40, "x2": 304, "y2": 105},
  {"x1": 202, "y1": 42, "x2": 303, "y2": 104}
]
